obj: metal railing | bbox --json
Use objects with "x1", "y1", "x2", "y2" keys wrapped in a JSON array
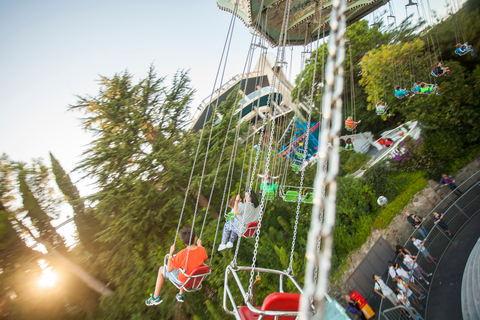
[{"x1": 378, "y1": 169, "x2": 480, "y2": 320}]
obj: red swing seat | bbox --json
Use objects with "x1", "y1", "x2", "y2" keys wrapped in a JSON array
[
  {"x1": 164, "y1": 254, "x2": 211, "y2": 292},
  {"x1": 237, "y1": 292, "x2": 301, "y2": 320},
  {"x1": 179, "y1": 265, "x2": 211, "y2": 290},
  {"x1": 243, "y1": 222, "x2": 259, "y2": 238}
]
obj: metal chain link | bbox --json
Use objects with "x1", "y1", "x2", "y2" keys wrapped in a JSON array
[
  {"x1": 245, "y1": 0, "x2": 293, "y2": 303},
  {"x1": 299, "y1": 0, "x2": 346, "y2": 318},
  {"x1": 288, "y1": 0, "x2": 324, "y2": 273}
]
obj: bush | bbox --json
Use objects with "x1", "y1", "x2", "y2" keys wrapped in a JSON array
[
  {"x1": 373, "y1": 171, "x2": 428, "y2": 229},
  {"x1": 339, "y1": 151, "x2": 371, "y2": 176}
]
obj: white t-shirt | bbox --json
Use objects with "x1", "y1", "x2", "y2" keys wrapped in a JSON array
[
  {"x1": 413, "y1": 239, "x2": 426, "y2": 253},
  {"x1": 395, "y1": 266, "x2": 413, "y2": 282},
  {"x1": 374, "y1": 279, "x2": 393, "y2": 296},
  {"x1": 233, "y1": 202, "x2": 260, "y2": 233},
  {"x1": 396, "y1": 280, "x2": 413, "y2": 297},
  {"x1": 397, "y1": 291, "x2": 411, "y2": 307},
  {"x1": 388, "y1": 266, "x2": 396, "y2": 279},
  {"x1": 403, "y1": 254, "x2": 417, "y2": 270}
]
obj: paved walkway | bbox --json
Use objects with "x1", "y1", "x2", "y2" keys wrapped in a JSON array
[{"x1": 426, "y1": 211, "x2": 480, "y2": 320}]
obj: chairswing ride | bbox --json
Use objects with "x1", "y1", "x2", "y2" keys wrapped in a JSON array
[{"x1": 160, "y1": 0, "x2": 473, "y2": 319}]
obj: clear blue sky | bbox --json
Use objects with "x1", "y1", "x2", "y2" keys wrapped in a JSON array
[{"x1": 0, "y1": 0, "x2": 459, "y2": 199}]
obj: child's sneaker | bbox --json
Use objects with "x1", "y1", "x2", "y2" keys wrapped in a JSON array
[
  {"x1": 145, "y1": 294, "x2": 163, "y2": 306},
  {"x1": 226, "y1": 242, "x2": 234, "y2": 249},
  {"x1": 176, "y1": 294, "x2": 185, "y2": 303},
  {"x1": 436, "y1": 92, "x2": 442, "y2": 95},
  {"x1": 218, "y1": 243, "x2": 227, "y2": 251}
]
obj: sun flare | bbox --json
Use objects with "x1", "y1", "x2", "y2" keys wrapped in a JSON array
[{"x1": 38, "y1": 269, "x2": 57, "y2": 287}]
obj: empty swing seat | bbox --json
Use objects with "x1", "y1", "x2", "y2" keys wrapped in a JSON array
[
  {"x1": 238, "y1": 292, "x2": 301, "y2": 320},
  {"x1": 284, "y1": 191, "x2": 299, "y2": 202},
  {"x1": 243, "y1": 222, "x2": 258, "y2": 238}
]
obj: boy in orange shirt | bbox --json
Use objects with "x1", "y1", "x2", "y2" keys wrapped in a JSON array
[
  {"x1": 345, "y1": 116, "x2": 361, "y2": 130},
  {"x1": 145, "y1": 225, "x2": 208, "y2": 305}
]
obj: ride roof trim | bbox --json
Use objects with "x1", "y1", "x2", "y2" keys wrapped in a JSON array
[{"x1": 217, "y1": 0, "x2": 389, "y2": 47}]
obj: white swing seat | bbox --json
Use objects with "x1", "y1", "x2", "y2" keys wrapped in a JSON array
[
  {"x1": 163, "y1": 254, "x2": 211, "y2": 292},
  {"x1": 395, "y1": 94, "x2": 406, "y2": 99}
]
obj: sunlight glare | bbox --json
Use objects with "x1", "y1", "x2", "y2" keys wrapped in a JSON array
[{"x1": 37, "y1": 268, "x2": 57, "y2": 287}]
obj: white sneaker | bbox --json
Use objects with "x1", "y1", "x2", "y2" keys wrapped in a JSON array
[
  {"x1": 226, "y1": 242, "x2": 234, "y2": 248},
  {"x1": 218, "y1": 243, "x2": 227, "y2": 251}
]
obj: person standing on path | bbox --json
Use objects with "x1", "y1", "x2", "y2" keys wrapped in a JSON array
[
  {"x1": 433, "y1": 212, "x2": 454, "y2": 237},
  {"x1": 373, "y1": 274, "x2": 399, "y2": 306},
  {"x1": 439, "y1": 174, "x2": 462, "y2": 196},
  {"x1": 411, "y1": 237, "x2": 437, "y2": 263},
  {"x1": 405, "y1": 212, "x2": 428, "y2": 239}
]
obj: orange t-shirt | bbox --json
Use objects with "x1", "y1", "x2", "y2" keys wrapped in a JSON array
[
  {"x1": 171, "y1": 246, "x2": 208, "y2": 283},
  {"x1": 345, "y1": 119, "x2": 355, "y2": 129}
]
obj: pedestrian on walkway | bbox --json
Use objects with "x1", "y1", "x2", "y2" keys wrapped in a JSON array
[
  {"x1": 411, "y1": 237, "x2": 437, "y2": 263},
  {"x1": 398, "y1": 253, "x2": 432, "y2": 284},
  {"x1": 393, "y1": 277, "x2": 424, "y2": 310},
  {"x1": 373, "y1": 274, "x2": 399, "y2": 306},
  {"x1": 345, "y1": 295, "x2": 367, "y2": 320},
  {"x1": 405, "y1": 211, "x2": 428, "y2": 239},
  {"x1": 433, "y1": 212, "x2": 453, "y2": 237},
  {"x1": 387, "y1": 261, "x2": 425, "y2": 298},
  {"x1": 439, "y1": 174, "x2": 462, "y2": 196}
]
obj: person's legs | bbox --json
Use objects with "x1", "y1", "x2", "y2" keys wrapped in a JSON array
[
  {"x1": 418, "y1": 226, "x2": 428, "y2": 239},
  {"x1": 416, "y1": 265, "x2": 430, "y2": 278},
  {"x1": 154, "y1": 266, "x2": 166, "y2": 298},
  {"x1": 386, "y1": 293, "x2": 399, "y2": 306},
  {"x1": 229, "y1": 230, "x2": 239, "y2": 244},
  {"x1": 221, "y1": 221, "x2": 233, "y2": 244}
]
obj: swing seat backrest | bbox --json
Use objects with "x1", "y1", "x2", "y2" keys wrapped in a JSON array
[
  {"x1": 284, "y1": 191, "x2": 299, "y2": 202},
  {"x1": 395, "y1": 94, "x2": 405, "y2": 99},
  {"x1": 264, "y1": 191, "x2": 275, "y2": 201},
  {"x1": 243, "y1": 222, "x2": 258, "y2": 238},
  {"x1": 237, "y1": 293, "x2": 301, "y2": 320},
  {"x1": 179, "y1": 265, "x2": 211, "y2": 290}
]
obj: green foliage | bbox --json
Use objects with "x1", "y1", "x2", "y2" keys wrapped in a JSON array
[
  {"x1": 339, "y1": 151, "x2": 370, "y2": 176},
  {"x1": 373, "y1": 171, "x2": 428, "y2": 229}
]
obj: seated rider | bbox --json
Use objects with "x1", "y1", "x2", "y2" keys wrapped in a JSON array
[
  {"x1": 345, "y1": 137, "x2": 354, "y2": 150},
  {"x1": 376, "y1": 101, "x2": 388, "y2": 114},
  {"x1": 433, "y1": 62, "x2": 450, "y2": 77},
  {"x1": 456, "y1": 43, "x2": 477, "y2": 57},
  {"x1": 258, "y1": 170, "x2": 281, "y2": 188},
  {"x1": 145, "y1": 225, "x2": 208, "y2": 306},
  {"x1": 345, "y1": 116, "x2": 361, "y2": 130},
  {"x1": 412, "y1": 81, "x2": 421, "y2": 94},
  {"x1": 395, "y1": 86, "x2": 415, "y2": 98},
  {"x1": 218, "y1": 190, "x2": 260, "y2": 251},
  {"x1": 419, "y1": 82, "x2": 441, "y2": 95}
]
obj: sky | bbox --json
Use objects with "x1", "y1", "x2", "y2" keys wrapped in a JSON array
[{"x1": 0, "y1": 0, "x2": 462, "y2": 241}]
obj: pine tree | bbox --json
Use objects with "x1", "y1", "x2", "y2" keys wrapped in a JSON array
[{"x1": 49, "y1": 152, "x2": 100, "y2": 253}]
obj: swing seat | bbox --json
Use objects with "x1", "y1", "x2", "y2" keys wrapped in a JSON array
[
  {"x1": 264, "y1": 191, "x2": 275, "y2": 201},
  {"x1": 237, "y1": 292, "x2": 301, "y2": 320},
  {"x1": 243, "y1": 222, "x2": 258, "y2": 238},
  {"x1": 345, "y1": 125, "x2": 354, "y2": 131},
  {"x1": 163, "y1": 254, "x2": 211, "y2": 292},
  {"x1": 431, "y1": 71, "x2": 446, "y2": 78},
  {"x1": 284, "y1": 191, "x2": 299, "y2": 202},
  {"x1": 303, "y1": 194, "x2": 313, "y2": 203},
  {"x1": 394, "y1": 94, "x2": 406, "y2": 99}
]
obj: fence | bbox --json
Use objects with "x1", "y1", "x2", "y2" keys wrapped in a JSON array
[{"x1": 378, "y1": 169, "x2": 480, "y2": 320}]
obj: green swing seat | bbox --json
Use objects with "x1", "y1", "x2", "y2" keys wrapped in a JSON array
[{"x1": 284, "y1": 190, "x2": 299, "y2": 202}]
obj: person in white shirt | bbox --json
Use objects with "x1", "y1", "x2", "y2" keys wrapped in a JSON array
[
  {"x1": 393, "y1": 277, "x2": 423, "y2": 309},
  {"x1": 399, "y1": 253, "x2": 432, "y2": 284},
  {"x1": 411, "y1": 237, "x2": 437, "y2": 263},
  {"x1": 387, "y1": 261, "x2": 425, "y2": 298},
  {"x1": 373, "y1": 274, "x2": 398, "y2": 306}
]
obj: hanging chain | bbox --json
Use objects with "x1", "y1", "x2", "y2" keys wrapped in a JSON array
[
  {"x1": 299, "y1": 0, "x2": 346, "y2": 318},
  {"x1": 245, "y1": 0, "x2": 293, "y2": 304},
  {"x1": 288, "y1": 0, "x2": 324, "y2": 274}
]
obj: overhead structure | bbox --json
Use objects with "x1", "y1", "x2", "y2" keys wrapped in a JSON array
[{"x1": 217, "y1": 0, "x2": 390, "y2": 46}]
